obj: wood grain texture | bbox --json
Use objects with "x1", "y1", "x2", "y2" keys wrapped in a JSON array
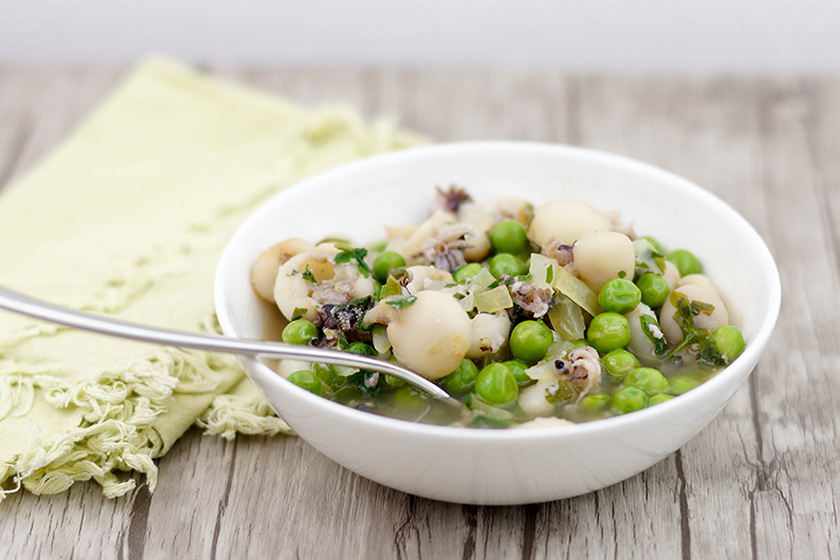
[{"x1": 1, "y1": 65, "x2": 838, "y2": 559}]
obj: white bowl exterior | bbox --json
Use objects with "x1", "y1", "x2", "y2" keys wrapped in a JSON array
[{"x1": 216, "y1": 142, "x2": 780, "y2": 505}]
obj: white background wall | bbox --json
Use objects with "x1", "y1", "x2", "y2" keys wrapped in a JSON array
[{"x1": 1, "y1": 0, "x2": 839, "y2": 72}]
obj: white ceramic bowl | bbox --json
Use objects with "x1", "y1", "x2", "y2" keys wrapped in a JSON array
[{"x1": 215, "y1": 142, "x2": 780, "y2": 505}]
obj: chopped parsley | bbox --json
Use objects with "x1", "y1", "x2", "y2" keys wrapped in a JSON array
[
  {"x1": 334, "y1": 245, "x2": 371, "y2": 278},
  {"x1": 302, "y1": 265, "x2": 316, "y2": 283},
  {"x1": 384, "y1": 295, "x2": 417, "y2": 309},
  {"x1": 640, "y1": 314, "x2": 668, "y2": 357},
  {"x1": 665, "y1": 292, "x2": 725, "y2": 367}
]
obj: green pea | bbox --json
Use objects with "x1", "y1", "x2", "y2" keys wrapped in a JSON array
[
  {"x1": 474, "y1": 363, "x2": 519, "y2": 405},
  {"x1": 598, "y1": 278, "x2": 642, "y2": 314},
  {"x1": 502, "y1": 359, "x2": 532, "y2": 386},
  {"x1": 392, "y1": 386, "x2": 429, "y2": 415},
  {"x1": 441, "y1": 359, "x2": 480, "y2": 394},
  {"x1": 636, "y1": 273, "x2": 670, "y2": 309},
  {"x1": 668, "y1": 376, "x2": 699, "y2": 395},
  {"x1": 509, "y1": 320, "x2": 553, "y2": 363},
  {"x1": 611, "y1": 386, "x2": 649, "y2": 414},
  {"x1": 624, "y1": 367, "x2": 669, "y2": 395},
  {"x1": 579, "y1": 393, "x2": 610, "y2": 411},
  {"x1": 642, "y1": 236, "x2": 665, "y2": 254},
  {"x1": 453, "y1": 263, "x2": 483, "y2": 283},
  {"x1": 713, "y1": 325, "x2": 746, "y2": 363},
  {"x1": 648, "y1": 394, "x2": 674, "y2": 406},
  {"x1": 372, "y1": 251, "x2": 406, "y2": 283},
  {"x1": 602, "y1": 349, "x2": 640, "y2": 381},
  {"x1": 489, "y1": 220, "x2": 529, "y2": 254},
  {"x1": 287, "y1": 370, "x2": 324, "y2": 396},
  {"x1": 346, "y1": 341, "x2": 376, "y2": 356},
  {"x1": 586, "y1": 313, "x2": 631, "y2": 353},
  {"x1": 489, "y1": 253, "x2": 522, "y2": 279},
  {"x1": 667, "y1": 249, "x2": 703, "y2": 276},
  {"x1": 383, "y1": 375, "x2": 406, "y2": 388},
  {"x1": 282, "y1": 318, "x2": 318, "y2": 345}
]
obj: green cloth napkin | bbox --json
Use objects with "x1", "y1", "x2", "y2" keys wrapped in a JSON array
[{"x1": 0, "y1": 58, "x2": 421, "y2": 501}]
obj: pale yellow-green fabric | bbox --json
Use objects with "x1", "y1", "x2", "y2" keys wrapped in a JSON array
[{"x1": 0, "y1": 58, "x2": 422, "y2": 500}]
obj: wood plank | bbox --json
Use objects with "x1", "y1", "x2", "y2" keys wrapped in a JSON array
[
  {"x1": 0, "y1": 482, "x2": 141, "y2": 558},
  {"x1": 748, "y1": 78, "x2": 840, "y2": 558},
  {"x1": 810, "y1": 77, "x2": 840, "y2": 265},
  {"x1": 138, "y1": 428, "x2": 237, "y2": 560}
]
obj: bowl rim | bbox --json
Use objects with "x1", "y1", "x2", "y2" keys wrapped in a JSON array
[{"x1": 215, "y1": 140, "x2": 781, "y2": 442}]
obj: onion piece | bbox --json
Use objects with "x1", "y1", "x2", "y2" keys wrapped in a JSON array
[
  {"x1": 334, "y1": 365, "x2": 360, "y2": 377},
  {"x1": 551, "y1": 266, "x2": 602, "y2": 317},
  {"x1": 372, "y1": 324, "x2": 391, "y2": 353},
  {"x1": 474, "y1": 285, "x2": 514, "y2": 314},
  {"x1": 547, "y1": 294, "x2": 586, "y2": 341},
  {"x1": 529, "y1": 253, "x2": 556, "y2": 288},
  {"x1": 524, "y1": 360, "x2": 556, "y2": 381},
  {"x1": 459, "y1": 292, "x2": 475, "y2": 312},
  {"x1": 471, "y1": 267, "x2": 497, "y2": 288}
]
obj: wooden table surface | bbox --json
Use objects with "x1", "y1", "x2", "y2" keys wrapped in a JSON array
[{"x1": 0, "y1": 66, "x2": 837, "y2": 559}]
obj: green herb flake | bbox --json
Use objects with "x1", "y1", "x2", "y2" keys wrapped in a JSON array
[
  {"x1": 639, "y1": 314, "x2": 669, "y2": 357},
  {"x1": 672, "y1": 292, "x2": 696, "y2": 335},
  {"x1": 302, "y1": 264, "x2": 316, "y2": 283},
  {"x1": 385, "y1": 295, "x2": 418, "y2": 309},
  {"x1": 696, "y1": 328, "x2": 726, "y2": 368},
  {"x1": 330, "y1": 296, "x2": 375, "y2": 332},
  {"x1": 634, "y1": 238, "x2": 667, "y2": 277},
  {"x1": 664, "y1": 292, "x2": 726, "y2": 368},
  {"x1": 691, "y1": 300, "x2": 716, "y2": 316},
  {"x1": 544, "y1": 379, "x2": 574, "y2": 403},
  {"x1": 335, "y1": 332, "x2": 350, "y2": 349},
  {"x1": 312, "y1": 363, "x2": 343, "y2": 390},
  {"x1": 291, "y1": 307, "x2": 308, "y2": 321},
  {"x1": 653, "y1": 255, "x2": 667, "y2": 273},
  {"x1": 335, "y1": 246, "x2": 371, "y2": 278},
  {"x1": 331, "y1": 296, "x2": 374, "y2": 321}
]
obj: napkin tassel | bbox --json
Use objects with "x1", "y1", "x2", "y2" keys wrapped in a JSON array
[{"x1": 0, "y1": 346, "x2": 231, "y2": 501}]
